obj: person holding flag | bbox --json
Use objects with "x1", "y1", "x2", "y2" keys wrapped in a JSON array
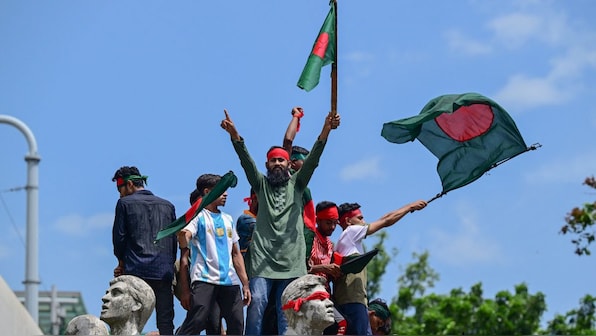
[
  {"x1": 220, "y1": 108, "x2": 340, "y2": 335},
  {"x1": 334, "y1": 200, "x2": 427, "y2": 335},
  {"x1": 175, "y1": 173, "x2": 250, "y2": 336}
]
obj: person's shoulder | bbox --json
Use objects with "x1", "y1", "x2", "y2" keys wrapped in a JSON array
[
  {"x1": 147, "y1": 191, "x2": 175, "y2": 206},
  {"x1": 346, "y1": 224, "x2": 368, "y2": 232}
]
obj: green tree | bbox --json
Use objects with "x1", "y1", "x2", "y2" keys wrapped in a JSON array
[
  {"x1": 546, "y1": 294, "x2": 596, "y2": 335},
  {"x1": 389, "y1": 251, "x2": 546, "y2": 335},
  {"x1": 366, "y1": 231, "x2": 396, "y2": 298},
  {"x1": 364, "y1": 241, "x2": 596, "y2": 334},
  {"x1": 561, "y1": 176, "x2": 596, "y2": 256}
]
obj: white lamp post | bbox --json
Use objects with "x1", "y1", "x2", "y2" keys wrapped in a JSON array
[{"x1": 0, "y1": 115, "x2": 41, "y2": 323}]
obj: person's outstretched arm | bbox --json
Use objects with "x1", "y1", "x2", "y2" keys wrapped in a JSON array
[
  {"x1": 220, "y1": 109, "x2": 263, "y2": 192},
  {"x1": 367, "y1": 200, "x2": 428, "y2": 235},
  {"x1": 220, "y1": 109, "x2": 241, "y2": 141},
  {"x1": 317, "y1": 111, "x2": 340, "y2": 142},
  {"x1": 283, "y1": 106, "x2": 304, "y2": 154}
]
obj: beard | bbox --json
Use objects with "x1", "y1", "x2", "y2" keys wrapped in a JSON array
[{"x1": 266, "y1": 166, "x2": 291, "y2": 187}]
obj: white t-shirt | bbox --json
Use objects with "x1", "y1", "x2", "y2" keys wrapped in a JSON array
[{"x1": 334, "y1": 224, "x2": 368, "y2": 256}]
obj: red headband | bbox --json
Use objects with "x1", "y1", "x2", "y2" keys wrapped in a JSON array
[
  {"x1": 243, "y1": 196, "x2": 253, "y2": 208},
  {"x1": 339, "y1": 209, "x2": 362, "y2": 224},
  {"x1": 281, "y1": 291, "x2": 330, "y2": 311},
  {"x1": 267, "y1": 148, "x2": 289, "y2": 161},
  {"x1": 316, "y1": 207, "x2": 339, "y2": 220},
  {"x1": 116, "y1": 177, "x2": 125, "y2": 187}
]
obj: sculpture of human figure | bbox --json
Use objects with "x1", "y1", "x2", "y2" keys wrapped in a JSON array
[
  {"x1": 99, "y1": 275, "x2": 156, "y2": 335},
  {"x1": 65, "y1": 314, "x2": 109, "y2": 335},
  {"x1": 281, "y1": 274, "x2": 335, "y2": 335}
]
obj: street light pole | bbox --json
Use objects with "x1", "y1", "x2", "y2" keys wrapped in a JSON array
[{"x1": 0, "y1": 115, "x2": 41, "y2": 323}]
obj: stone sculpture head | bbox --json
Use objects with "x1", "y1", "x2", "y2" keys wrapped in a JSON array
[
  {"x1": 65, "y1": 314, "x2": 108, "y2": 335},
  {"x1": 99, "y1": 275, "x2": 155, "y2": 335},
  {"x1": 281, "y1": 274, "x2": 335, "y2": 335}
]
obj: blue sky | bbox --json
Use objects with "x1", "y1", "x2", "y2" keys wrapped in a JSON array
[{"x1": 1, "y1": 0, "x2": 595, "y2": 332}]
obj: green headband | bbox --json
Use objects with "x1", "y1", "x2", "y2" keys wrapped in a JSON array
[
  {"x1": 124, "y1": 175, "x2": 148, "y2": 184},
  {"x1": 290, "y1": 153, "x2": 306, "y2": 161},
  {"x1": 369, "y1": 302, "x2": 390, "y2": 320}
]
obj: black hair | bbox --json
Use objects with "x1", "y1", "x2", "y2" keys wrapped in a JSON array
[
  {"x1": 111, "y1": 166, "x2": 145, "y2": 187},
  {"x1": 291, "y1": 145, "x2": 309, "y2": 156},
  {"x1": 338, "y1": 202, "x2": 361, "y2": 218},
  {"x1": 316, "y1": 200, "x2": 337, "y2": 213},
  {"x1": 195, "y1": 174, "x2": 221, "y2": 197},
  {"x1": 189, "y1": 189, "x2": 201, "y2": 205}
]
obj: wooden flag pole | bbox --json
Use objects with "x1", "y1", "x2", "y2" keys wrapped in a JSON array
[{"x1": 330, "y1": 0, "x2": 338, "y2": 116}]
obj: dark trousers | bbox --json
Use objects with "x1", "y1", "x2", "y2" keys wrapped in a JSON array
[
  {"x1": 145, "y1": 279, "x2": 175, "y2": 336},
  {"x1": 176, "y1": 281, "x2": 244, "y2": 336}
]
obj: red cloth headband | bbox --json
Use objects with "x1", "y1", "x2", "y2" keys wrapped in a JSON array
[
  {"x1": 116, "y1": 177, "x2": 125, "y2": 187},
  {"x1": 267, "y1": 148, "x2": 289, "y2": 161},
  {"x1": 339, "y1": 209, "x2": 362, "y2": 224},
  {"x1": 281, "y1": 291, "x2": 330, "y2": 311},
  {"x1": 316, "y1": 207, "x2": 339, "y2": 220},
  {"x1": 243, "y1": 196, "x2": 253, "y2": 208}
]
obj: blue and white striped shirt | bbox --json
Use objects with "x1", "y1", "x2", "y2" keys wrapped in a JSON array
[{"x1": 183, "y1": 209, "x2": 240, "y2": 286}]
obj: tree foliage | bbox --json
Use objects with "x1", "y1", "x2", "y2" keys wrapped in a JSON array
[
  {"x1": 366, "y1": 231, "x2": 395, "y2": 298},
  {"x1": 546, "y1": 294, "x2": 596, "y2": 335},
  {"x1": 363, "y1": 245, "x2": 596, "y2": 335},
  {"x1": 561, "y1": 176, "x2": 596, "y2": 256}
]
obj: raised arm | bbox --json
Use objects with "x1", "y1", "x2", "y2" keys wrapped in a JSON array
[
  {"x1": 318, "y1": 111, "x2": 341, "y2": 142},
  {"x1": 283, "y1": 107, "x2": 304, "y2": 154},
  {"x1": 366, "y1": 200, "x2": 428, "y2": 235},
  {"x1": 220, "y1": 109, "x2": 241, "y2": 141}
]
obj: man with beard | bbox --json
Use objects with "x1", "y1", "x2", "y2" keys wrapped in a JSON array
[{"x1": 220, "y1": 108, "x2": 340, "y2": 335}]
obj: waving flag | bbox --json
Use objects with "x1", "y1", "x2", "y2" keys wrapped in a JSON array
[
  {"x1": 297, "y1": 1, "x2": 336, "y2": 92},
  {"x1": 381, "y1": 93, "x2": 531, "y2": 195},
  {"x1": 154, "y1": 171, "x2": 238, "y2": 242}
]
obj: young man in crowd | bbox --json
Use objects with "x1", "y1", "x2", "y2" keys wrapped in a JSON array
[
  {"x1": 175, "y1": 174, "x2": 251, "y2": 335},
  {"x1": 334, "y1": 199, "x2": 427, "y2": 335},
  {"x1": 220, "y1": 108, "x2": 340, "y2": 335},
  {"x1": 111, "y1": 166, "x2": 177, "y2": 335}
]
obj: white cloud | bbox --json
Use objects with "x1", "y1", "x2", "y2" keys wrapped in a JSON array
[
  {"x1": 493, "y1": 74, "x2": 568, "y2": 110},
  {"x1": 339, "y1": 157, "x2": 384, "y2": 181},
  {"x1": 344, "y1": 51, "x2": 375, "y2": 63},
  {"x1": 494, "y1": 44, "x2": 596, "y2": 111},
  {"x1": 53, "y1": 212, "x2": 113, "y2": 236},
  {"x1": 524, "y1": 152, "x2": 596, "y2": 185},
  {"x1": 488, "y1": 13, "x2": 543, "y2": 49},
  {"x1": 428, "y1": 203, "x2": 503, "y2": 266},
  {"x1": 444, "y1": 29, "x2": 492, "y2": 56},
  {"x1": 343, "y1": 50, "x2": 375, "y2": 79}
]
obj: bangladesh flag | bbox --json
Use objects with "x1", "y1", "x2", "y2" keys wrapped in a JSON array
[
  {"x1": 381, "y1": 93, "x2": 529, "y2": 194},
  {"x1": 297, "y1": 2, "x2": 336, "y2": 92},
  {"x1": 154, "y1": 171, "x2": 238, "y2": 242}
]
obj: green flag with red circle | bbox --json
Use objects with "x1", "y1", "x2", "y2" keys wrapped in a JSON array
[
  {"x1": 381, "y1": 93, "x2": 529, "y2": 194},
  {"x1": 297, "y1": 2, "x2": 336, "y2": 92}
]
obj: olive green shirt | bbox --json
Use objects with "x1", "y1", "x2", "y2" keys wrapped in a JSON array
[{"x1": 232, "y1": 138, "x2": 327, "y2": 279}]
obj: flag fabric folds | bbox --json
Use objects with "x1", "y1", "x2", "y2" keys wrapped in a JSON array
[
  {"x1": 297, "y1": 2, "x2": 336, "y2": 92},
  {"x1": 381, "y1": 93, "x2": 528, "y2": 194},
  {"x1": 154, "y1": 171, "x2": 238, "y2": 242}
]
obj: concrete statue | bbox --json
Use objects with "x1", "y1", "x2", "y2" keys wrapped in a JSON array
[
  {"x1": 65, "y1": 314, "x2": 108, "y2": 335},
  {"x1": 99, "y1": 275, "x2": 156, "y2": 335},
  {"x1": 281, "y1": 274, "x2": 335, "y2": 335}
]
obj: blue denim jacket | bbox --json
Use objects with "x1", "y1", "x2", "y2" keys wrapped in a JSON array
[{"x1": 113, "y1": 189, "x2": 177, "y2": 281}]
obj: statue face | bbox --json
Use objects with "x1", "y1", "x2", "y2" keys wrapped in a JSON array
[
  {"x1": 100, "y1": 281, "x2": 138, "y2": 324},
  {"x1": 301, "y1": 284, "x2": 335, "y2": 327}
]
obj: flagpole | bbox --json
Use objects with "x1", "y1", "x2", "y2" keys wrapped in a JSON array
[{"x1": 330, "y1": 0, "x2": 338, "y2": 116}]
